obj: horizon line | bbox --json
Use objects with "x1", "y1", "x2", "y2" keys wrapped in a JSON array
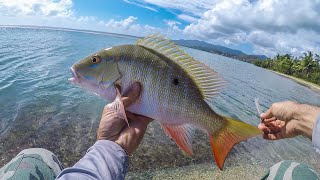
[
  {"x1": 0, "y1": 24, "x2": 141, "y2": 39},
  {"x1": 0, "y1": 24, "x2": 268, "y2": 57}
]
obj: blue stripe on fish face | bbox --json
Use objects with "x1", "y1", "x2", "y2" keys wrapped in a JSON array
[
  {"x1": 89, "y1": 64, "x2": 98, "y2": 68},
  {"x1": 84, "y1": 75, "x2": 96, "y2": 81}
]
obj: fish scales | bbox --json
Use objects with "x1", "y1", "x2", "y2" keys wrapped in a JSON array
[
  {"x1": 114, "y1": 45, "x2": 220, "y2": 128},
  {"x1": 69, "y1": 35, "x2": 262, "y2": 170}
]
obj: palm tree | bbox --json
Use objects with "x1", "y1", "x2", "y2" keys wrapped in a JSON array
[{"x1": 302, "y1": 51, "x2": 316, "y2": 78}]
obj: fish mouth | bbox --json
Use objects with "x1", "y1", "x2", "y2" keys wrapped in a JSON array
[{"x1": 68, "y1": 67, "x2": 80, "y2": 83}]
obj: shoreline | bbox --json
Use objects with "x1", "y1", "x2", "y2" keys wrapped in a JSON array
[{"x1": 270, "y1": 70, "x2": 320, "y2": 94}]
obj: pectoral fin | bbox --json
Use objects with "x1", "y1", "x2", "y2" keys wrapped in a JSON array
[
  {"x1": 106, "y1": 85, "x2": 129, "y2": 127},
  {"x1": 161, "y1": 124, "x2": 194, "y2": 156}
]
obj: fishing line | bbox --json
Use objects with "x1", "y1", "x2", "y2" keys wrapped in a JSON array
[{"x1": 254, "y1": 98, "x2": 263, "y2": 121}]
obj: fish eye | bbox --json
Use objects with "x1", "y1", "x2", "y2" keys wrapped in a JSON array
[
  {"x1": 173, "y1": 78, "x2": 179, "y2": 85},
  {"x1": 91, "y1": 56, "x2": 101, "y2": 64}
]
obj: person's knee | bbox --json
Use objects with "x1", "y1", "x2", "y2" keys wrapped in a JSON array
[
  {"x1": 262, "y1": 160, "x2": 319, "y2": 180},
  {"x1": 0, "y1": 148, "x2": 63, "y2": 180},
  {"x1": 19, "y1": 148, "x2": 54, "y2": 156},
  {"x1": 17, "y1": 148, "x2": 63, "y2": 176}
]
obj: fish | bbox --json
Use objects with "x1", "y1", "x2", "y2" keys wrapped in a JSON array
[{"x1": 69, "y1": 34, "x2": 262, "y2": 170}]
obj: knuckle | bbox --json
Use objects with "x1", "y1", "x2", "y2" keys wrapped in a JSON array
[
  {"x1": 284, "y1": 101, "x2": 298, "y2": 107},
  {"x1": 103, "y1": 104, "x2": 112, "y2": 112},
  {"x1": 271, "y1": 102, "x2": 279, "y2": 110}
]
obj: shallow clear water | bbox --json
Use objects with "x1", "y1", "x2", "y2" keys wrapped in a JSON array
[{"x1": 0, "y1": 27, "x2": 320, "y2": 178}]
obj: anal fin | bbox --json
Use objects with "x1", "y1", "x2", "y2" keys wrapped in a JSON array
[{"x1": 161, "y1": 124, "x2": 194, "y2": 156}]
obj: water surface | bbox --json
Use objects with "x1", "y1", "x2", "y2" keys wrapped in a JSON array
[{"x1": 0, "y1": 27, "x2": 319, "y2": 178}]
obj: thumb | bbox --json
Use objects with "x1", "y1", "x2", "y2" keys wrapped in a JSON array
[
  {"x1": 261, "y1": 107, "x2": 274, "y2": 120},
  {"x1": 121, "y1": 82, "x2": 142, "y2": 108}
]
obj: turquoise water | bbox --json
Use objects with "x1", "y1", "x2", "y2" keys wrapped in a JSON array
[{"x1": 0, "y1": 27, "x2": 320, "y2": 177}]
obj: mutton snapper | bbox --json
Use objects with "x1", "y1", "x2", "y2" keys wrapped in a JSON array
[{"x1": 69, "y1": 35, "x2": 262, "y2": 170}]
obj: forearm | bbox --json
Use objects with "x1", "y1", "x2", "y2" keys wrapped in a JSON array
[
  {"x1": 295, "y1": 104, "x2": 320, "y2": 139},
  {"x1": 56, "y1": 140, "x2": 129, "y2": 180}
]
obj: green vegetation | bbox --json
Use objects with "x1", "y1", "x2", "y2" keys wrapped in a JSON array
[{"x1": 253, "y1": 52, "x2": 320, "y2": 85}]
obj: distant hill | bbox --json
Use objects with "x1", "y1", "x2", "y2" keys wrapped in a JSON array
[
  {"x1": 173, "y1": 39, "x2": 268, "y2": 62},
  {"x1": 1, "y1": 25, "x2": 267, "y2": 62}
]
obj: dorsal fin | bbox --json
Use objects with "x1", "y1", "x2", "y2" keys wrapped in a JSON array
[{"x1": 136, "y1": 34, "x2": 226, "y2": 100}]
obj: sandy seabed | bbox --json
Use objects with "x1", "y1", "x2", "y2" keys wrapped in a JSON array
[{"x1": 1, "y1": 97, "x2": 319, "y2": 179}]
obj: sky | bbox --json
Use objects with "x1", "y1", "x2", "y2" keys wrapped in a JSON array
[{"x1": 0, "y1": 0, "x2": 320, "y2": 57}]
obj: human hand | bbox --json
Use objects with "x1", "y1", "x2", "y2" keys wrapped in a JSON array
[
  {"x1": 258, "y1": 101, "x2": 320, "y2": 140},
  {"x1": 97, "y1": 82, "x2": 153, "y2": 155}
]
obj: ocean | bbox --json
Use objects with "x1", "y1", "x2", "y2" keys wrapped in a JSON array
[{"x1": 0, "y1": 27, "x2": 319, "y2": 179}]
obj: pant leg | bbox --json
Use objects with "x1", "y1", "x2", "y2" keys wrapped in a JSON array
[
  {"x1": 0, "y1": 148, "x2": 64, "y2": 180},
  {"x1": 261, "y1": 160, "x2": 320, "y2": 180}
]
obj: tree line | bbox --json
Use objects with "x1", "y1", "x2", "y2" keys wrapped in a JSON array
[{"x1": 253, "y1": 51, "x2": 320, "y2": 85}]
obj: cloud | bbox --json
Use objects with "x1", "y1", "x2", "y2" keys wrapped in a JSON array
[
  {"x1": 0, "y1": 0, "x2": 73, "y2": 17},
  {"x1": 0, "y1": 0, "x2": 79, "y2": 29},
  {"x1": 164, "y1": 20, "x2": 180, "y2": 27},
  {"x1": 1, "y1": 0, "x2": 319, "y2": 56},
  {"x1": 123, "y1": 0, "x2": 205, "y2": 23},
  {"x1": 123, "y1": 0, "x2": 158, "y2": 12},
  {"x1": 104, "y1": 16, "x2": 163, "y2": 36},
  {"x1": 77, "y1": 16, "x2": 97, "y2": 23},
  {"x1": 164, "y1": 20, "x2": 182, "y2": 34},
  {"x1": 0, "y1": 1, "x2": 167, "y2": 37},
  {"x1": 106, "y1": 16, "x2": 138, "y2": 30},
  {"x1": 182, "y1": 0, "x2": 320, "y2": 56},
  {"x1": 247, "y1": 30, "x2": 320, "y2": 57},
  {"x1": 129, "y1": 0, "x2": 320, "y2": 56},
  {"x1": 141, "y1": 0, "x2": 217, "y2": 16},
  {"x1": 102, "y1": 16, "x2": 186, "y2": 38},
  {"x1": 177, "y1": 14, "x2": 198, "y2": 23}
]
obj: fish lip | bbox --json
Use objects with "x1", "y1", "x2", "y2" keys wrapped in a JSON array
[{"x1": 69, "y1": 67, "x2": 80, "y2": 83}]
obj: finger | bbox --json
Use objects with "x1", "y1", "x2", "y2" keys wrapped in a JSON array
[
  {"x1": 122, "y1": 82, "x2": 141, "y2": 108},
  {"x1": 102, "y1": 83, "x2": 140, "y2": 114},
  {"x1": 259, "y1": 122, "x2": 280, "y2": 134},
  {"x1": 262, "y1": 132, "x2": 284, "y2": 140},
  {"x1": 263, "y1": 117, "x2": 277, "y2": 123},
  {"x1": 260, "y1": 106, "x2": 274, "y2": 119},
  {"x1": 258, "y1": 123, "x2": 272, "y2": 133},
  {"x1": 260, "y1": 120, "x2": 283, "y2": 133},
  {"x1": 126, "y1": 111, "x2": 153, "y2": 124},
  {"x1": 129, "y1": 118, "x2": 149, "y2": 131},
  {"x1": 116, "y1": 117, "x2": 149, "y2": 155},
  {"x1": 274, "y1": 119, "x2": 283, "y2": 126},
  {"x1": 268, "y1": 121, "x2": 284, "y2": 132}
]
